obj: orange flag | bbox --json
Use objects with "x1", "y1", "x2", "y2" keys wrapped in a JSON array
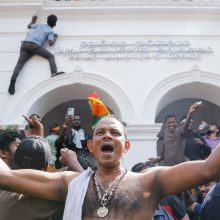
[{"x1": 87, "y1": 92, "x2": 110, "y2": 128}]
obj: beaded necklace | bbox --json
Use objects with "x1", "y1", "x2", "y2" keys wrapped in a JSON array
[{"x1": 92, "y1": 169, "x2": 127, "y2": 218}]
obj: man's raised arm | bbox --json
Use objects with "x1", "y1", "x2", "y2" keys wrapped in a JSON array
[
  {"x1": 59, "y1": 148, "x2": 84, "y2": 172},
  {"x1": 180, "y1": 102, "x2": 201, "y2": 135},
  {"x1": 27, "y1": 15, "x2": 37, "y2": 29},
  {"x1": 0, "y1": 158, "x2": 78, "y2": 202},
  {"x1": 153, "y1": 144, "x2": 220, "y2": 200}
]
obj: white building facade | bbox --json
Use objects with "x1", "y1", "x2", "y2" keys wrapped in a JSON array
[{"x1": 1, "y1": 0, "x2": 220, "y2": 169}]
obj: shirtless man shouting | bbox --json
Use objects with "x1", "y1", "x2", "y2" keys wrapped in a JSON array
[{"x1": 1, "y1": 114, "x2": 220, "y2": 220}]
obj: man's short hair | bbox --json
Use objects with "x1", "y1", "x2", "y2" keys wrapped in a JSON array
[
  {"x1": 47, "y1": 15, "x2": 57, "y2": 27},
  {"x1": 96, "y1": 115, "x2": 128, "y2": 140},
  {"x1": 209, "y1": 122, "x2": 220, "y2": 129},
  {"x1": 165, "y1": 114, "x2": 176, "y2": 122},
  {"x1": 209, "y1": 122, "x2": 220, "y2": 135},
  {"x1": 12, "y1": 136, "x2": 52, "y2": 170},
  {"x1": 0, "y1": 129, "x2": 21, "y2": 150}
]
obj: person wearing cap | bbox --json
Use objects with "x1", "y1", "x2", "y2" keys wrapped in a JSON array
[
  {"x1": 12, "y1": 136, "x2": 51, "y2": 170},
  {"x1": 0, "y1": 135, "x2": 64, "y2": 220},
  {"x1": 0, "y1": 120, "x2": 82, "y2": 220},
  {"x1": 8, "y1": 14, "x2": 64, "y2": 95}
]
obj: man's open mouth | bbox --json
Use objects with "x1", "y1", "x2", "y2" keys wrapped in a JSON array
[{"x1": 101, "y1": 143, "x2": 114, "y2": 153}]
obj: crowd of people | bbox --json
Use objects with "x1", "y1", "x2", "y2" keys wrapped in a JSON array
[
  {"x1": 0, "y1": 112, "x2": 92, "y2": 220},
  {"x1": 0, "y1": 101, "x2": 220, "y2": 220},
  {"x1": 146, "y1": 101, "x2": 220, "y2": 220}
]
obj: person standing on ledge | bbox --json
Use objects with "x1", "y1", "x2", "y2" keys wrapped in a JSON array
[{"x1": 8, "y1": 14, "x2": 64, "y2": 95}]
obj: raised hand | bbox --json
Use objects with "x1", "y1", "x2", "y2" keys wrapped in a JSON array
[
  {"x1": 22, "y1": 115, "x2": 44, "y2": 137},
  {"x1": 188, "y1": 101, "x2": 201, "y2": 114},
  {"x1": 60, "y1": 148, "x2": 83, "y2": 172}
]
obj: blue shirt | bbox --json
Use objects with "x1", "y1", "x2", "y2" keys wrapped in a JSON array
[
  {"x1": 194, "y1": 203, "x2": 202, "y2": 215},
  {"x1": 25, "y1": 23, "x2": 54, "y2": 47},
  {"x1": 199, "y1": 183, "x2": 220, "y2": 220}
]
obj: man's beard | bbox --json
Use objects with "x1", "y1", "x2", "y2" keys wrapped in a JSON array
[{"x1": 72, "y1": 125, "x2": 81, "y2": 130}]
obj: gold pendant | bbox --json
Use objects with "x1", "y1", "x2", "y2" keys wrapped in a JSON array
[{"x1": 97, "y1": 206, "x2": 109, "y2": 218}]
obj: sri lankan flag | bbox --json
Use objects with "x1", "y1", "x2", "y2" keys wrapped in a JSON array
[{"x1": 87, "y1": 92, "x2": 110, "y2": 128}]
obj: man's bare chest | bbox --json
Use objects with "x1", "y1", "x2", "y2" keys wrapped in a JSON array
[{"x1": 82, "y1": 180, "x2": 153, "y2": 220}]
